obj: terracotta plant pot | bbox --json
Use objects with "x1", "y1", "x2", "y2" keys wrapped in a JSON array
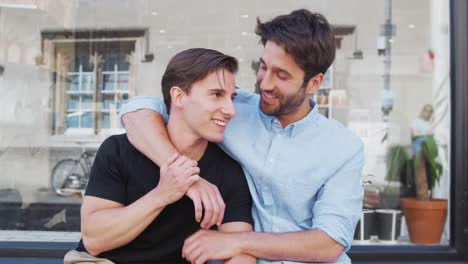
[{"x1": 400, "y1": 198, "x2": 448, "y2": 244}]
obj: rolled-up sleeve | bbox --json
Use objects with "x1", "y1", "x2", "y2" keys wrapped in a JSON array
[
  {"x1": 311, "y1": 143, "x2": 365, "y2": 251},
  {"x1": 119, "y1": 96, "x2": 169, "y2": 124}
]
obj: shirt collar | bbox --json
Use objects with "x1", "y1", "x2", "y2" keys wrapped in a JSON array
[{"x1": 259, "y1": 98, "x2": 320, "y2": 137}]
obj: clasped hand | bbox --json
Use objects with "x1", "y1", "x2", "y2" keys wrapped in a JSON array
[{"x1": 157, "y1": 153, "x2": 225, "y2": 229}]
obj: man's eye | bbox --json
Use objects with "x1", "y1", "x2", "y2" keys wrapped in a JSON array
[{"x1": 277, "y1": 73, "x2": 288, "y2": 80}]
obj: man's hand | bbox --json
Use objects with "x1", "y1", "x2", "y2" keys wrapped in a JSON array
[
  {"x1": 156, "y1": 153, "x2": 200, "y2": 205},
  {"x1": 182, "y1": 229, "x2": 243, "y2": 263},
  {"x1": 186, "y1": 178, "x2": 225, "y2": 229}
]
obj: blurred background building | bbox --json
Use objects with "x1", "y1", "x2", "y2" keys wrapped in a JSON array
[{"x1": 0, "y1": 0, "x2": 466, "y2": 262}]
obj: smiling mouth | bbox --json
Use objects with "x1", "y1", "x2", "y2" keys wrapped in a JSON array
[
  {"x1": 261, "y1": 91, "x2": 278, "y2": 104},
  {"x1": 213, "y1": 119, "x2": 227, "y2": 127}
]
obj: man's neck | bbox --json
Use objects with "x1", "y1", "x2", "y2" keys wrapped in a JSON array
[
  {"x1": 276, "y1": 100, "x2": 313, "y2": 128},
  {"x1": 166, "y1": 115, "x2": 208, "y2": 161}
]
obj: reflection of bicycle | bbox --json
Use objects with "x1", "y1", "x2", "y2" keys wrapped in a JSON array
[{"x1": 50, "y1": 142, "x2": 95, "y2": 196}]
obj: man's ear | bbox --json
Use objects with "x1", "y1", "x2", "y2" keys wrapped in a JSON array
[
  {"x1": 170, "y1": 86, "x2": 186, "y2": 109},
  {"x1": 305, "y1": 73, "x2": 324, "y2": 96}
]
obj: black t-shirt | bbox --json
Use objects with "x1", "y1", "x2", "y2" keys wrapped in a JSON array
[{"x1": 76, "y1": 134, "x2": 252, "y2": 264}]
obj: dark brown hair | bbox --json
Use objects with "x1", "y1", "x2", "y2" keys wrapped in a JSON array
[
  {"x1": 161, "y1": 48, "x2": 238, "y2": 113},
  {"x1": 255, "y1": 9, "x2": 335, "y2": 83}
]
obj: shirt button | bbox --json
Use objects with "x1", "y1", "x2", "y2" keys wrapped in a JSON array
[{"x1": 269, "y1": 158, "x2": 274, "y2": 163}]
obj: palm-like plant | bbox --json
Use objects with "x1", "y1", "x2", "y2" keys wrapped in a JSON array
[
  {"x1": 386, "y1": 135, "x2": 443, "y2": 201},
  {"x1": 386, "y1": 145, "x2": 410, "y2": 183},
  {"x1": 413, "y1": 135, "x2": 443, "y2": 200}
]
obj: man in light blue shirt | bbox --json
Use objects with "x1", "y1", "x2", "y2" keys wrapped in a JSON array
[{"x1": 120, "y1": 9, "x2": 364, "y2": 264}]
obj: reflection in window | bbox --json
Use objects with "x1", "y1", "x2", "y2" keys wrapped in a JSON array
[{"x1": 52, "y1": 39, "x2": 135, "y2": 134}]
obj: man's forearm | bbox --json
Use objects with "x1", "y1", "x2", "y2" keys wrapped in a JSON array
[
  {"x1": 220, "y1": 222, "x2": 256, "y2": 264},
  {"x1": 238, "y1": 229, "x2": 344, "y2": 263},
  {"x1": 81, "y1": 190, "x2": 168, "y2": 255},
  {"x1": 225, "y1": 254, "x2": 256, "y2": 264},
  {"x1": 122, "y1": 109, "x2": 177, "y2": 166}
]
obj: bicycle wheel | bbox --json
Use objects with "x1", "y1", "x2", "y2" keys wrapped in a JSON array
[{"x1": 51, "y1": 159, "x2": 87, "y2": 196}]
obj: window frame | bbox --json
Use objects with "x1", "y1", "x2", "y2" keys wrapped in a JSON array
[
  {"x1": 40, "y1": 30, "x2": 145, "y2": 137},
  {"x1": 349, "y1": 0, "x2": 468, "y2": 261},
  {"x1": 54, "y1": 39, "x2": 135, "y2": 135}
]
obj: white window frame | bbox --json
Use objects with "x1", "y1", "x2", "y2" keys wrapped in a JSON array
[{"x1": 48, "y1": 37, "x2": 139, "y2": 136}]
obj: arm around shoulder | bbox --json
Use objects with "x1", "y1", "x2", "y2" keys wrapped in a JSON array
[
  {"x1": 119, "y1": 96, "x2": 175, "y2": 166},
  {"x1": 121, "y1": 108, "x2": 177, "y2": 167}
]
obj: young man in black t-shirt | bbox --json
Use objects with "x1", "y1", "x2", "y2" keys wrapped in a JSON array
[{"x1": 68, "y1": 49, "x2": 254, "y2": 264}]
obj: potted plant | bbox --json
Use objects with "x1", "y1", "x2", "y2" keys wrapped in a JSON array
[
  {"x1": 386, "y1": 136, "x2": 446, "y2": 244},
  {"x1": 400, "y1": 135, "x2": 446, "y2": 244},
  {"x1": 381, "y1": 144, "x2": 419, "y2": 207}
]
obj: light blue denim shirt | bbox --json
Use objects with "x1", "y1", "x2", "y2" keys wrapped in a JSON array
[{"x1": 120, "y1": 89, "x2": 365, "y2": 264}]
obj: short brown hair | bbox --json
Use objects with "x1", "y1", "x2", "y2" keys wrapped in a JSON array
[
  {"x1": 256, "y1": 9, "x2": 335, "y2": 83},
  {"x1": 161, "y1": 48, "x2": 238, "y2": 113}
]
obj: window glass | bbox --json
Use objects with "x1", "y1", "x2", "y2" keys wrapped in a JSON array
[{"x1": 0, "y1": 0, "x2": 451, "y2": 248}]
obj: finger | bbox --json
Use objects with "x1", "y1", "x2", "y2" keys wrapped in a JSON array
[
  {"x1": 184, "y1": 166, "x2": 200, "y2": 177},
  {"x1": 181, "y1": 239, "x2": 188, "y2": 259},
  {"x1": 191, "y1": 194, "x2": 203, "y2": 223},
  {"x1": 178, "y1": 158, "x2": 198, "y2": 172},
  {"x1": 206, "y1": 188, "x2": 221, "y2": 229},
  {"x1": 182, "y1": 234, "x2": 199, "y2": 260},
  {"x1": 200, "y1": 191, "x2": 214, "y2": 229},
  {"x1": 161, "y1": 152, "x2": 179, "y2": 170},
  {"x1": 187, "y1": 159, "x2": 198, "y2": 167},
  {"x1": 195, "y1": 253, "x2": 208, "y2": 264},
  {"x1": 214, "y1": 188, "x2": 225, "y2": 226},
  {"x1": 184, "y1": 174, "x2": 200, "y2": 187},
  {"x1": 172, "y1": 155, "x2": 190, "y2": 167},
  {"x1": 187, "y1": 245, "x2": 203, "y2": 264},
  {"x1": 203, "y1": 184, "x2": 224, "y2": 226},
  {"x1": 184, "y1": 230, "x2": 201, "y2": 246}
]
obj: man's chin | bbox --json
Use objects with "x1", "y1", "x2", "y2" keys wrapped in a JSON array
[
  {"x1": 206, "y1": 134, "x2": 224, "y2": 143},
  {"x1": 260, "y1": 102, "x2": 279, "y2": 116}
]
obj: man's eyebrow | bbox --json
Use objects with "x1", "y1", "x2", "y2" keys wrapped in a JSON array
[
  {"x1": 259, "y1": 58, "x2": 292, "y2": 77},
  {"x1": 208, "y1": 88, "x2": 225, "y2": 92}
]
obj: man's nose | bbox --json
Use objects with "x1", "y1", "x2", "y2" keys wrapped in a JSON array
[
  {"x1": 259, "y1": 71, "x2": 274, "y2": 91},
  {"x1": 222, "y1": 98, "x2": 236, "y2": 117}
]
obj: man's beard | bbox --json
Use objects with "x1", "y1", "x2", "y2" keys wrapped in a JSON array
[{"x1": 259, "y1": 83, "x2": 308, "y2": 117}]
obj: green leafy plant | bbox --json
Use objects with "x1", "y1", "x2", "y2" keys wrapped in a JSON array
[
  {"x1": 413, "y1": 135, "x2": 443, "y2": 200},
  {"x1": 386, "y1": 135, "x2": 443, "y2": 201},
  {"x1": 381, "y1": 145, "x2": 411, "y2": 208},
  {"x1": 386, "y1": 145, "x2": 409, "y2": 183},
  {"x1": 385, "y1": 145, "x2": 414, "y2": 191}
]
